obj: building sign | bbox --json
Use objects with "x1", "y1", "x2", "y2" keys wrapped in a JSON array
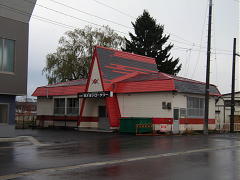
[{"x1": 78, "y1": 91, "x2": 113, "y2": 98}]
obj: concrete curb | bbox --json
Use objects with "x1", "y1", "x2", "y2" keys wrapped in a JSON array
[{"x1": 77, "y1": 128, "x2": 114, "y2": 133}]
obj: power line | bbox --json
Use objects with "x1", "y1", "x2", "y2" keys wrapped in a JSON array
[
  {"x1": 24, "y1": 0, "x2": 234, "y2": 54},
  {"x1": 212, "y1": 4, "x2": 219, "y2": 86},
  {"x1": 92, "y1": 0, "x2": 135, "y2": 19},
  {"x1": 23, "y1": 0, "x2": 128, "y2": 35},
  {"x1": 0, "y1": 2, "x2": 128, "y2": 35},
  {"x1": 91, "y1": 0, "x2": 208, "y2": 46},
  {"x1": 26, "y1": 0, "x2": 132, "y2": 30},
  {"x1": 172, "y1": 46, "x2": 232, "y2": 56},
  {"x1": 191, "y1": 0, "x2": 209, "y2": 78},
  {"x1": 0, "y1": 4, "x2": 96, "y2": 31},
  {"x1": 1, "y1": 1, "x2": 233, "y2": 56}
]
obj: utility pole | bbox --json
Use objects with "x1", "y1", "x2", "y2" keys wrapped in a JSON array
[
  {"x1": 204, "y1": 0, "x2": 213, "y2": 135},
  {"x1": 231, "y1": 38, "x2": 240, "y2": 133}
]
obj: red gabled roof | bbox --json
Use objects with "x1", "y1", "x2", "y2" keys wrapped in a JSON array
[
  {"x1": 32, "y1": 46, "x2": 221, "y2": 97},
  {"x1": 114, "y1": 79, "x2": 176, "y2": 93},
  {"x1": 113, "y1": 72, "x2": 221, "y2": 96},
  {"x1": 32, "y1": 79, "x2": 86, "y2": 96},
  {"x1": 95, "y1": 46, "x2": 158, "y2": 88}
]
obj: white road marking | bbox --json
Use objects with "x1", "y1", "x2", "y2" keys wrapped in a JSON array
[
  {"x1": 0, "y1": 136, "x2": 47, "y2": 147},
  {"x1": 0, "y1": 144, "x2": 240, "y2": 180}
]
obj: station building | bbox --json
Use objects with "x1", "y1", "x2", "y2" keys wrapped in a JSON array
[{"x1": 33, "y1": 46, "x2": 221, "y2": 133}]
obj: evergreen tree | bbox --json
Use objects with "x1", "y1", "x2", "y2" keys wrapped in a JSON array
[{"x1": 123, "y1": 10, "x2": 181, "y2": 75}]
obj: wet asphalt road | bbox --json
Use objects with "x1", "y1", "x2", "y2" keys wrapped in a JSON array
[{"x1": 1, "y1": 129, "x2": 240, "y2": 180}]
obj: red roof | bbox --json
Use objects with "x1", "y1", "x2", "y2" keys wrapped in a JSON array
[
  {"x1": 32, "y1": 79, "x2": 86, "y2": 96},
  {"x1": 32, "y1": 46, "x2": 221, "y2": 97},
  {"x1": 114, "y1": 79, "x2": 176, "y2": 93}
]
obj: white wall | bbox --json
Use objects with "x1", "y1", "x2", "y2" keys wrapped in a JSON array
[
  {"x1": 117, "y1": 92, "x2": 216, "y2": 119},
  {"x1": 117, "y1": 92, "x2": 173, "y2": 118},
  {"x1": 173, "y1": 93, "x2": 216, "y2": 119},
  {"x1": 88, "y1": 58, "x2": 103, "y2": 92},
  {"x1": 37, "y1": 98, "x2": 53, "y2": 115},
  {"x1": 82, "y1": 98, "x2": 105, "y2": 117}
]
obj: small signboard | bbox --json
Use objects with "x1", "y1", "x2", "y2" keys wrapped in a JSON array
[{"x1": 78, "y1": 91, "x2": 113, "y2": 98}]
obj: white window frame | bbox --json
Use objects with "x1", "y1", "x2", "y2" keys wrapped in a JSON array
[
  {"x1": 187, "y1": 96, "x2": 205, "y2": 118},
  {"x1": 53, "y1": 98, "x2": 66, "y2": 115},
  {"x1": 66, "y1": 98, "x2": 79, "y2": 115},
  {"x1": 0, "y1": 103, "x2": 9, "y2": 124}
]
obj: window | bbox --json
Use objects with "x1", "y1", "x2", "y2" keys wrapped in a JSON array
[
  {"x1": 187, "y1": 97, "x2": 204, "y2": 118},
  {"x1": 224, "y1": 100, "x2": 240, "y2": 107},
  {"x1": 162, "y1": 102, "x2": 167, "y2": 109},
  {"x1": 67, "y1": 98, "x2": 79, "y2": 115},
  {"x1": 180, "y1": 108, "x2": 187, "y2": 118},
  {"x1": 54, "y1": 98, "x2": 65, "y2": 115},
  {"x1": 0, "y1": 38, "x2": 15, "y2": 73},
  {"x1": 0, "y1": 104, "x2": 9, "y2": 124}
]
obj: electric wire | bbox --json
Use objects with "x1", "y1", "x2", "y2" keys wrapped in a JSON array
[
  {"x1": 22, "y1": 0, "x2": 128, "y2": 34},
  {"x1": 0, "y1": 2, "x2": 233, "y2": 56},
  {"x1": 24, "y1": 0, "x2": 234, "y2": 54},
  {"x1": 185, "y1": 48, "x2": 192, "y2": 77},
  {"x1": 191, "y1": 0, "x2": 209, "y2": 78},
  {"x1": 212, "y1": 4, "x2": 219, "y2": 86},
  {"x1": 0, "y1": 2, "x2": 128, "y2": 35},
  {"x1": 25, "y1": 0, "x2": 133, "y2": 30},
  {"x1": 91, "y1": 0, "x2": 135, "y2": 19}
]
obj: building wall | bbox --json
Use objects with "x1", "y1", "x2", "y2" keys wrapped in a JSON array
[
  {"x1": 0, "y1": 95, "x2": 16, "y2": 137},
  {"x1": 117, "y1": 92, "x2": 217, "y2": 132},
  {"x1": 37, "y1": 98, "x2": 54, "y2": 115},
  {"x1": 87, "y1": 57, "x2": 103, "y2": 92},
  {"x1": 215, "y1": 93, "x2": 240, "y2": 130},
  {"x1": 0, "y1": 16, "x2": 29, "y2": 95},
  {"x1": 82, "y1": 98, "x2": 105, "y2": 117},
  {"x1": 173, "y1": 93, "x2": 216, "y2": 119},
  {"x1": 117, "y1": 92, "x2": 173, "y2": 118},
  {"x1": 0, "y1": 0, "x2": 36, "y2": 23}
]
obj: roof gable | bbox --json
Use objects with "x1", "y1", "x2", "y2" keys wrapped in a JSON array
[{"x1": 95, "y1": 46, "x2": 158, "y2": 85}]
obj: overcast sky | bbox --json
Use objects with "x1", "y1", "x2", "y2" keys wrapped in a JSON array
[{"x1": 27, "y1": 0, "x2": 239, "y2": 97}]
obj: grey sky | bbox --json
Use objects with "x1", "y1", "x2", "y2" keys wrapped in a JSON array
[{"x1": 27, "y1": 0, "x2": 239, "y2": 97}]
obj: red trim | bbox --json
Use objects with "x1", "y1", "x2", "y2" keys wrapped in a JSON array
[
  {"x1": 105, "y1": 65, "x2": 151, "y2": 74},
  {"x1": 110, "y1": 72, "x2": 140, "y2": 83},
  {"x1": 112, "y1": 70, "x2": 130, "y2": 74},
  {"x1": 78, "y1": 47, "x2": 99, "y2": 126},
  {"x1": 120, "y1": 117, "x2": 216, "y2": 125},
  {"x1": 95, "y1": 45, "x2": 155, "y2": 63},
  {"x1": 80, "y1": 117, "x2": 98, "y2": 122},
  {"x1": 180, "y1": 118, "x2": 215, "y2": 124},
  {"x1": 37, "y1": 115, "x2": 78, "y2": 121},
  {"x1": 32, "y1": 85, "x2": 85, "y2": 97},
  {"x1": 95, "y1": 47, "x2": 105, "y2": 91},
  {"x1": 113, "y1": 51, "x2": 155, "y2": 64},
  {"x1": 110, "y1": 64, "x2": 157, "y2": 74},
  {"x1": 106, "y1": 95, "x2": 121, "y2": 127},
  {"x1": 152, "y1": 118, "x2": 173, "y2": 124},
  {"x1": 115, "y1": 79, "x2": 176, "y2": 93}
]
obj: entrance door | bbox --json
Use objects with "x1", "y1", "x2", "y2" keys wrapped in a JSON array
[
  {"x1": 173, "y1": 108, "x2": 180, "y2": 134},
  {"x1": 98, "y1": 106, "x2": 110, "y2": 130},
  {"x1": 0, "y1": 104, "x2": 8, "y2": 124}
]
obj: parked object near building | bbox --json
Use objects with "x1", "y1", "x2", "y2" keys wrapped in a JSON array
[
  {"x1": 33, "y1": 46, "x2": 221, "y2": 134},
  {"x1": 216, "y1": 92, "x2": 240, "y2": 132},
  {"x1": 0, "y1": 0, "x2": 36, "y2": 137}
]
